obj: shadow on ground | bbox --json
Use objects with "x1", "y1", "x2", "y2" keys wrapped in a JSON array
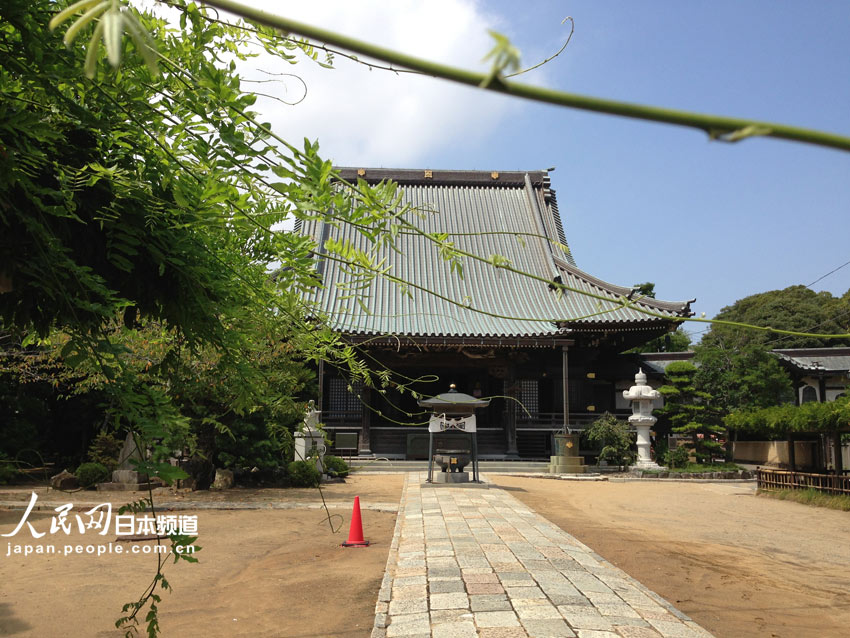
[{"x1": 0, "y1": 602, "x2": 32, "y2": 635}]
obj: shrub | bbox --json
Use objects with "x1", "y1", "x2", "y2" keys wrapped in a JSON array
[
  {"x1": 654, "y1": 438, "x2": 668, "y2": 465},
  {"x1": 585, "y1": 412, "x2": 635, "y2": 468},
  {"x1": 0, "y1": 454, "x2": 18, "y2": 484},
  {"x1": 87, "y1": 432, "x2": 123, "y2": 472},
  {"x1": 322, "y1": 455, "x2": 349, "y2": 478},
  {"x1": 76, "y1": 462, "x2": 109, "y2": 488},
  {"x1": 287, "y1": 460, "x2": 321, "y2": 487},
  {"x1": 664, "y1": 444, "x2": 690, "y2": 469}
]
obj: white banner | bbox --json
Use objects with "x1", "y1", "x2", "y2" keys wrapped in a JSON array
[{"x1": 428, "y1": 414, "x2": 476, "y2": 433}]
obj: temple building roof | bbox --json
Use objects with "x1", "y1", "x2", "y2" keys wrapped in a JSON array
[
  {"x1": 298, "y1": 168, "x2": 694, "y2": 344},
  {"x1": 773, "y1": 348, "x2": 850, "y2": 374}
]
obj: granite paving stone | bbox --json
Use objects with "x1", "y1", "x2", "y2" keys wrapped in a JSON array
[
  {"x1": 467, "y1": 582, "x2": 506, "y2": 595},
  {"x1": 506, "y1": 586, "x2": 548, "y2": 600},
  {"x1": 431, "y1": 610, "x2": 476, "y2": 624},
  {"x1": 558, "y1": 608, "x2": 614, "y2": 631},
  {"x1": 514, "y1": 603, "x2": 563, "y2": 620},
  {"x1": 430, "y1": 593, "x2": 471, "y2": 610},
  {"x1": 521, "y1": 618, "x2": 577, "y2": 638},
  {"x1": 386, "y1": 612, "x2": 431, "y2": 637},
  {"x1": 392, "y1": 584, "x2": 428, "y2": 600},
  {"x1": 431, "y1": 580, "x2": 468, "y2": 594},
  {"x1": 615, "y1": 626, "x2": 663, "y2": 638},
  {"x1": 595, "y1": 604, "x2": 643, "y2": 618},
  {"x1": 432, "y1": 621, "x2": 479, "y2": 638},
  {"x1": 478, "y1": 628, "x2": 529, "y2": 638},
  {"x1": 389, "y1": 598, "x2": 429, "y2": 615},
  {"x1": 607, "y1": 617, "x2": 651, "y2": 628},
  {"x1": 470, "y1": 595, "x2": 514, "y2": 612},
  {"x1": 376, "y1": 473, "x2": 714, "y2": 637},
  {"x1": 474, "y1": 611, "x2": 522, "y2": 628}
]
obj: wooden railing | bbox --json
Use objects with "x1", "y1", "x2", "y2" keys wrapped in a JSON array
[
  {"x1": 512, "y1": 412, "x2": 620, "y2": 429},
  {"x1": 321, "y1": 410, "x2": 363, "y2": 428},
  {"x1": 515, "y1": 412, "x2": 564, "y2": 428},
  {"x1": 757, "y1": 468, "x2": 850, "y2": 496}
]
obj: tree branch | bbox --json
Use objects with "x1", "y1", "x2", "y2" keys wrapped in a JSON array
[{"x1": 200, "y1": 0, "x2": 850, "y2": 153}]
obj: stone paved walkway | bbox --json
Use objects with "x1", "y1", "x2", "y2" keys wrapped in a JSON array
[{"x1": 372, "y1": 473, "x2": 714, "y2": 638}]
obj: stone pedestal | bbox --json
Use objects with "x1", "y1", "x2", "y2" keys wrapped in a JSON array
[
  {"x1": 549, "y1": 433, "x2": 586, "y2": 474},
  {"x1": 623, "y1": 369, "x2": 664, "y2": 471},
  {"x1": 98, "y1": 433, "x2": 155, "y2": 491},
  {"x1": 433, "y1": 471, "x2": 470, "y2": 484}
]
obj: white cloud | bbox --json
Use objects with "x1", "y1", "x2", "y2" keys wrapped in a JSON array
[{"x1": 239, "y1": 0, "x2": 520, "y2": 167}]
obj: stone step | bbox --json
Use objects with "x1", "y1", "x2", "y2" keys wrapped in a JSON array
[{"x1": 347, "y1": 460, "x2": 554, "y2": 473}]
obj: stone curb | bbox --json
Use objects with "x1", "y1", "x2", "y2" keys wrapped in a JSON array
[{"x1": 371, "y1": 473, "x2": 407, "y2": 638}]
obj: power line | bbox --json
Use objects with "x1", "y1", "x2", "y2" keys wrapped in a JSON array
[
  {"x1": 690, "y1": 258, "x2": 850, "y2": 343},
  {"x1": 806, "y1": 257, "x2": 850, "y2": 288}
]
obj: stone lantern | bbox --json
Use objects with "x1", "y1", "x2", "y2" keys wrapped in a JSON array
[
  {"x1": 294, "y1": 400, "x2": 326, "y2": 474},
  {"x1": 622, "y1": 369, "x2": 663, "y2": 470},
  {"x1": 418, "y1": 384, "x2": 490, "y2": 483}
]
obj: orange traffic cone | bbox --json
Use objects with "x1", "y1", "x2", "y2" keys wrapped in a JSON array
[{"x1": 341, "y1": 495, "x2": 370, "y2": 547}]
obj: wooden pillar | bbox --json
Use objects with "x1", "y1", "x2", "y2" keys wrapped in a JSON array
[
  {"x1": 562, "y1": 346, "x2": 570, "y2": 430},
  {"x1": 504, "y1": 365, "x2": 519, "y2": 459},
  {"x1": 317, "y1": 359, "x2": 325, "y2": 412},
  {"x1": 834, "y1": 432, "x2": 843, "y2": 474},
  {"x1": 819, "y1": 376, "x2": 827, "y2": 403},
  {"x1": 359, "y1": 386, "x2": 373, "y2": 456}
]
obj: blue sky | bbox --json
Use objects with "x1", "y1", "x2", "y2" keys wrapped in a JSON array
[{"x1": 248, "y1": 1, "x2": 850, "y2": 341}]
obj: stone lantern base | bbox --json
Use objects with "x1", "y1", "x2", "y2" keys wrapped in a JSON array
[{"x1": 630, "y1": 458, "x2": 664, "y2": 471}]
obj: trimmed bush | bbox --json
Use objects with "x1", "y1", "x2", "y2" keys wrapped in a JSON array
[
  {"x1": 287, "y1": 460, "x2": 321, "y2": 487},
  {"x1": 322, "y1": 455, "x2": 349, "y2": 478},
  {"x1": 87, "y1": 432, "x2": 123, "y2": 472},
  {"x1": 76, "y1": 462, "x2": 109, "y2": 488},
  {"x1": 585, "y1": 412, "x2": 635, "y2": 468},
  {"x1": 664, "y1": 445, "x2": 690, "y2": 469}
]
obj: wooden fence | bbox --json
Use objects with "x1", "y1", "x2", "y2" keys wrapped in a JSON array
[{"x1": 757, "y1": 468, "x2": 850, "y2": 496}]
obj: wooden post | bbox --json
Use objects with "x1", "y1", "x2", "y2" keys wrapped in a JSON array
[
  {"x1": 562, "y1": 346, "x2": 570, "y2": 430},
  {"x1": 834, "y1": 432, "x2": 843, "y2": 474},
  {"x1": 359, "y1": 386, "x2": 373, "y2": 456},
  {"x1": 504, "y1": 364, "x2": 519, "y2": 458}
]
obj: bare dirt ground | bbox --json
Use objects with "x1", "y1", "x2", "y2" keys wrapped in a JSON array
[
  {"x1": 0, "y1": 474, "x2": 403, "y2": 638},
  {"x1": 492, "y1": 475, "x2": 850, "y2": 638},
  {"x1": 4, "y1": 473, "x2": 849, "y2": 638}
]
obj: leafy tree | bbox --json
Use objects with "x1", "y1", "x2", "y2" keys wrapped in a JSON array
[
  {"x1": 694, "y1": 343, "x2": 794, "y2": 412},
  {"x1": 726, "y1": 396, "x2": 850, "y2": 437},
  {"x1": 655, "y1": 361, "x2": 725, "y2": 464},
  {"x1": 0, "y1": 1, "x2": 396, "y2": 634},
  {"x1": 584, "y1": 412, "x2": 635, "y2": 468},
  {"x1": 702, "y1": 285, "x2": 850, "y2": 349},
  {"x1": 633, "y1": 282, "x2": 656, "y2": 298},
  {"x1": 627, "y1": 327, "x2": 691, "y2": 354},
  {"x1": 624, "y1": 283, "x2": 691, "y2": 353}
]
